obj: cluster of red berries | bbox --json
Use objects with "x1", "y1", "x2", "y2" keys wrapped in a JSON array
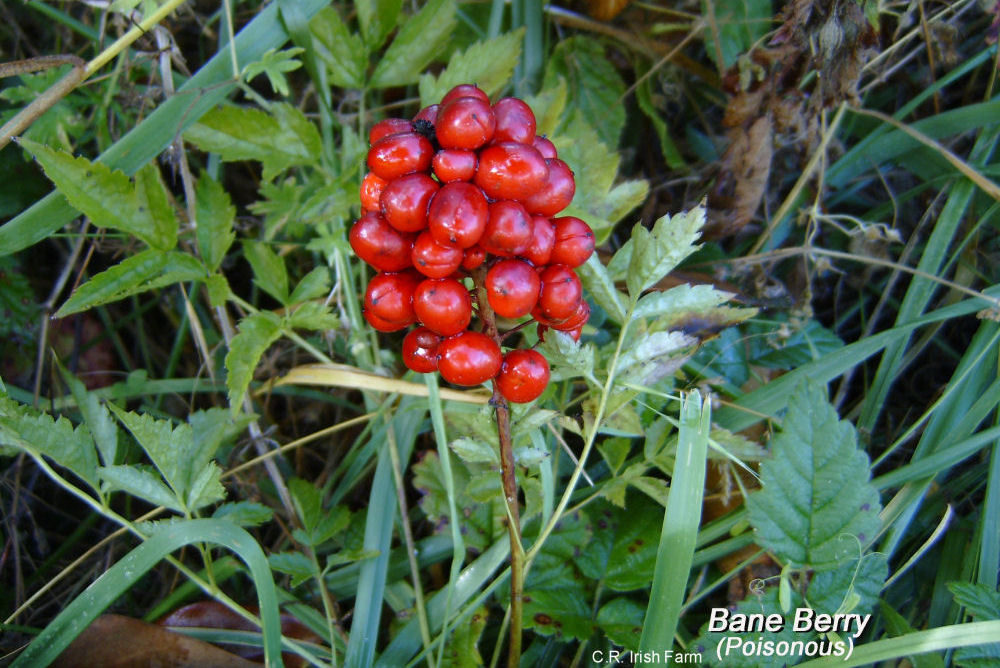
[{"x1": 349, "y1": 84, "x2": 595, "y2": 403}]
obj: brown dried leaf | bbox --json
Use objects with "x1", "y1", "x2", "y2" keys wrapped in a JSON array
[{"x1": 706, "y1": 116, "x2": 774, "y2": 238}]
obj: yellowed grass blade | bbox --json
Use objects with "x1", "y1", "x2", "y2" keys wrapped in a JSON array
[{"x1": 270, "y1": 363, "x2": 491, "y2": 404}]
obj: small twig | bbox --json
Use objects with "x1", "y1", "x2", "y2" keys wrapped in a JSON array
[{"x1": 0, "y1": 57, "x2": 86, "y2": 150}]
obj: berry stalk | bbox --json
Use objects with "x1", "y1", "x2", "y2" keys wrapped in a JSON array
[{"x1": 472, "y1": 265, "x2": 524, "y2": 666}]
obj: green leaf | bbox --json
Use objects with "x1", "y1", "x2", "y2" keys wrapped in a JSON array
[
  {"x1": 186, "y1": 462, "x2": 226, "y2": 511},
  {"x1": 449, "y1": 437, "x2": 498, "y2": 465},
  {"x1": 575, "y1": 496, "x2": 662, "y2": 591},
  {"x1": 438, "y1": 607, "x2": 487, "y2": 668},
  {"x1": 184, "y1": 104, "x2": 321, "y2": 182},
  {"x1": 635, "y1": 284, "x2": 733, "y2": 320},
  {"x1": 807, "y1": 553, "x2": 887, "y2": 620},
  {"x1": 703, "y1": 0, "x2": 772, "y2": 69},
  {"x1": 355, "y1": 0, "x2": 402, "y2": 50},
  {"x1": 243, "y1": 241, "x2": 289, "y2": 305},
  {"x1": 370, "y1": 0, "x2": 457, "y2": 88},
  {"x1": 617, "y1": 331, "x2": 698, "y2": 376},
  {"x1": 0, "y1": 398, "x2": 100, "y2": 492},
  {"x1": 206, "y1": 273, "x2": 232, "y2": 307},
  {"x1": 225, "y1": 311, "x2": 283, "y2": 412},
  {"x1": 748, "y1": 318, "x2": 845, "y2": 369},
  {"x1": 543, "y1": 37, "x2": 626, "y2": 147},
  {"x1": 57, "y1": 363, "x2": 118, "y2": 468},
  {"x1": 289, "y1": 266, "x2": 330, "y2": 303},
  {"x1": 949, "y1": 582, "x2": 1000, "y2": 666},
  {"x1": 597, "y1": 597, "x2": 645, "y2": 652},
  {"x1": 107, "y1": 404, "x2": 194, "y2": 501},
  {"x1": 56, "y1": 249, "x2": 206, "y2": 317},
  {"x1": 243, "y1": 47, "x2": 304, "y2": 97},
  {"x1": 195, "y1": 173, "x2": 236, "y2": 272},
  {"x1": 536, "y1": 331, "x2": 595, "y2": 381},
  {"x1": 692, "y1": 586, "x2": 807, "y2": 666},
  {"x1": 213, "y1": 501, "x2": 274, "y2": 527},
  {"x1": 524, "y1": 76, "x2": 568, "y2": 137},
  {"x1": 636, "y1": 68, "x2": 685, "y2": 169},
  {"x1": 99, "y1": 465, "x2": 181, "y2": 511},
  {"x1": 310, "y1": 7, "x2": 367, "y2": 88},
  {"x1": 287, "y1": 301, "x2": 339, "y2": 330},
  {"x1": 521, "y1": 586, "x2": 592, "y2": 642},
  {"x1": 288, "y1": 477, "x2": 351, "y2": 546},
  {"x1": 19, "y1": 139, "x2": 176, "y2": 250},
  {"x1": 577, "y1": 255, "x2": 627, "y2": 324},
  {"x1": 418, "y1": 28, "x2": 525, "y2": 106},
  {"x1": 626, "y1": 207, "x2": 705, "y2": 299},
  {"x1": 746, "y1": 380, "x2": 882, "y2": 569}
]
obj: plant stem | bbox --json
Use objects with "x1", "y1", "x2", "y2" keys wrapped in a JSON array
[{"x1": 471, "y1": 266, "x2": 524, "y2": 667}]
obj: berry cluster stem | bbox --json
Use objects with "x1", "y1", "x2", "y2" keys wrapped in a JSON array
[{"x1": 471, "y1": 266, "x2": 524, "y2": 667}]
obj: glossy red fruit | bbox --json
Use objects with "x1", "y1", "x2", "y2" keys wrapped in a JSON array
[
  {"x1": 432, "y1": 149, "x2": 477, "y2": 182},
  {"x1": 496, "y1": 349, "x2": 550, "y2": 403},
  {"x1": 437, "y1": 331, "x2": 502, "y2": 386},
  {"x1": 475, "y1": 142, "x2": 549, "y2": 200},
  {"x1": 369, "y1": 118, "x2": 412, "y2": 145},
  {"x1": 380, "y1": 172, "x2": 439, "y2": 233},
  {"x1": 522, "y1": 159, "x2": 576, "y2": 216},
  {"x1": 491, "y1": 97, "x2": 537, "y2": 144},
  {"x1": 440, "y1": 84, "x2": 489, "y2": 106},
  {"x1": 364, "y1": 272, "x2": 419, "y2": 326},
  {"x1": 413, "y1": 104, "x2": 439, "y2": 125},
  {"x1": 402, "y1": 327, "x2": 442, "y2": 373},
  {"x1": 413, "y1": 278, "x2": 472, "y2": 336},
  {"x1": 412, "y1": 231, "x2": 464, "y2": 278},
  {"x1": 532, "y1": 135, "x2": 558, "y2": 159},
  {"x1": 538, "y1": 264, "x2": 583, "y2": 320},
  {"x1": 461, "y1": 245, "x2": 487, "y2": 271},
  {"x1": 549, "y1": 216, "x2": 595, "y2": 267},
  {"x1": 360, "y1": 172, "x2": 387, "y2": 212},
  {"x1": 427, "y1": 182, "x2": 489, "y2": 249},
  {"x1": 364, "y1": 309, "x2": 408, "y2": 332},
  {"x1": 552, "y1": 299, "x2": 590, "y2": 331},
  {"x1": 436, "y1": 97, "x2": 496, "y2": 150},
  {"x1": 349, "y1": 211, "x2": 414, "y2": 272},
  {"x1": 521, "y1": 216, "x2": 555, "y2": 266},
  {"x1": 485, "y1": 259, "x2": 540, "y2": 319},
  {"x1": 481, "y1": 200, "x2": 532, "y2": 257},
  {"x1": 367, "y1": 132, "x2": 434, "y2": 180}
]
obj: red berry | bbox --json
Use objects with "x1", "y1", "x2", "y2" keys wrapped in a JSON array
[
  {"x1": 436, "y1": 97, "x2": 496, "y2": 150},
  {"x1": 369, "y1": 118, "x2": 412, "y2": 145},
  {"x1": 413, "y1": 278, "x2": 472, "y2": 336},
  {"x1": 402, "y1": 327, "x2": 442, "y2": 373},
  {"x1": 552, "y1": 299, "x2": 590, "y2": 330},
  {"x1": 413, "y1": 104, "x2": 439, "y2": 125},
  {"x1": 521, "y1": 215, "x2": 555, "y2": 266},
  {"x1": 491, "y1": 97, "x2": 537, "y2": 144},
  {"x1": 537, "y1": 322, "x2": 582, "y2": 342},
  {"x1": 432, "y1": 149, "x2": 478, "y2": 182},
  {"x1": 522, "y1": 159, "x2": 576, "y2": 217},
  {"x1": 380, "y1": 172, "x2": 439, "y2": 233},
  {"x1": 475, "y1": 142, "x2": 549, "y2": 200},
  {"x1": 549, "y1": 216, "x2": 595, "y2": 267},
  {"x1": 480, "y1": 200, "x2": 532, "y2": 257},
  {"x1": 461, "y1": 245, "x2": 487, "y2": 271},
  {"x1": 485, "y1": 259, "x2": 540, "y2": 319},
  {"x1": 367, "y1": 132, "x2": 434, "y2": 180},
  {"x1": 538, "y1": 264, "x2": 583, "y2": 321},
  {"x1": 364, "y1": 309, "x2": 409, "y2": 333},
  {"x1": 412, "y1": 231, "x2": 464, "y2": 278},
  {"x1": 364, "y1": 272, "x2": 419, "y2": 326},
  {"x1": 437, "y1": 331, "x2": 502, "y2": 386},
  {"x1": 496, "y1": 349, "x2": 550, "y2": 403},
  {"x1": 427, "y1": 182, "x2": 489, "y2": 249},
  {"x1": 532, "y1": 135, "x2": 558, "y2": 159},
  {"x1": 360, "y1": 172, "x2": 387, "y2": 212},
  {"x1": 441, "y1": 84, "x2": 489, "y2": 106},
  {"x1": 349, "y1": 211, "x2": 415, "y2": 272}
]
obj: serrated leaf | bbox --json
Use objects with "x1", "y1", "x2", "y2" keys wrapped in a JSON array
[
  {"x1": 56, "y1": 249, "x2": 206, "y2": 317},
  {"x1": 243, "y1": 241, "x2": 289, "y2": 305},
  {"x1": 370, "y1": 0, "x2": 457, "y2": 88},
  {"x1": 950, "y1": 582, "x2": 1000, "y2": 666},
  {"x1": 536, "y1": 331, "x2": 595, "y2": 381},
  {"x1": 289, "y1": 266, "x2": 330, "y2": 304},
  {"x1": 607, "y1": 238, "x2": 634, "y2": 281},
  {"x1": 243, "y1": 47, "x2": 304, "y2": 97},
  {"x1": 575, "y1": 496, "x2": 661, "y2": 591},
  {"x1": 746, "y1": 380, "x2": 882, "y2": 569},
  {"x1": 749, "y1": 318, "x2": 845, "y2": 369},
  {"x1": 577, "y1": 255, "x2": 627, "y2": 324},
  {"x1": 58, "y1": 363, "x2": 118, "y2": 468},
  {"x1": 523, "y1": 76, "x2": 567, "y2": 137},
  {"x1": 287, "y1": 301, "x2": 339, "y2": 330},
  {"x1": 184, "y1": 104, "x2": 320, "y2": 182},
  {"x1": 225, "y1": 311, "x2": 283, "y2": 412},
  {"x1": 635, "y1": 284, "x2": 733, "y2": 320},
  {"x1": 195, "y1": 173, "x2": 235, "y2": 272},
  {"x1": 269, "y1": 551, "x2": 314, "y2": 587},
  {"x1": 807, "y1": 553, "x2": 887, "y2": 622},
  {"x1": 20, "y1": 139, "x2": 176, "y2": 250},
  {"x1": 598, "y1": 437, "x2": 631, "y2": 474},
  {"x1": 543, "y1": 37, "x2": 626, "y2": 147},
  {"x1": 512, "y1": 445, "x2": 548, "y2": 468},
  {"x1": 521, "y1": 586, "x2": 592, "y2": 641},
  {"x1": 108, "y1": 404, "x2": 194, "y2": 501},
  {"x1": 597, "y1": 597, "x2": 644, "y2": 651},
  {"x1": 310, "y1": 7, "x2": 366, "y2": 88},
  {"x1": 356, "y1": 0, "x2": 402, "y2": 50},
  {"x1": 418, "y1": 28, "x2": 524, "y2": 106},
  {"x1": 188, "y1": 409, "x2": 251, "y2": 475},
  {"x1": 289, "y1": 477, "x2": 323, "y2": 531},
  {"x1": 626, "y1": 207, "x2": 705, "y2": 298},
  {"x1": 185, "y1": 462, "x2": 226, "y2": 511},
  {"x1": 0, "y1": 400, "x2": 100, "y2": 492},
  {"x1": 206, "y1": 274, "x2": 231, "y2": 307},
  {"x1": 213, "y1": 501, "x2": 274, "y2": 527},
  {"x1": 449, "y1": 437, "x2": 498, "y2": 465},
  {"x1": 98, "y1": 465, "x2": 181, "y2": 511},
  {"x1": 511, "y1": 409, "x2": 558, "y2": 440},
  {"x1": 617, "y1": 331, "x2": 698, "y2": 374}
]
